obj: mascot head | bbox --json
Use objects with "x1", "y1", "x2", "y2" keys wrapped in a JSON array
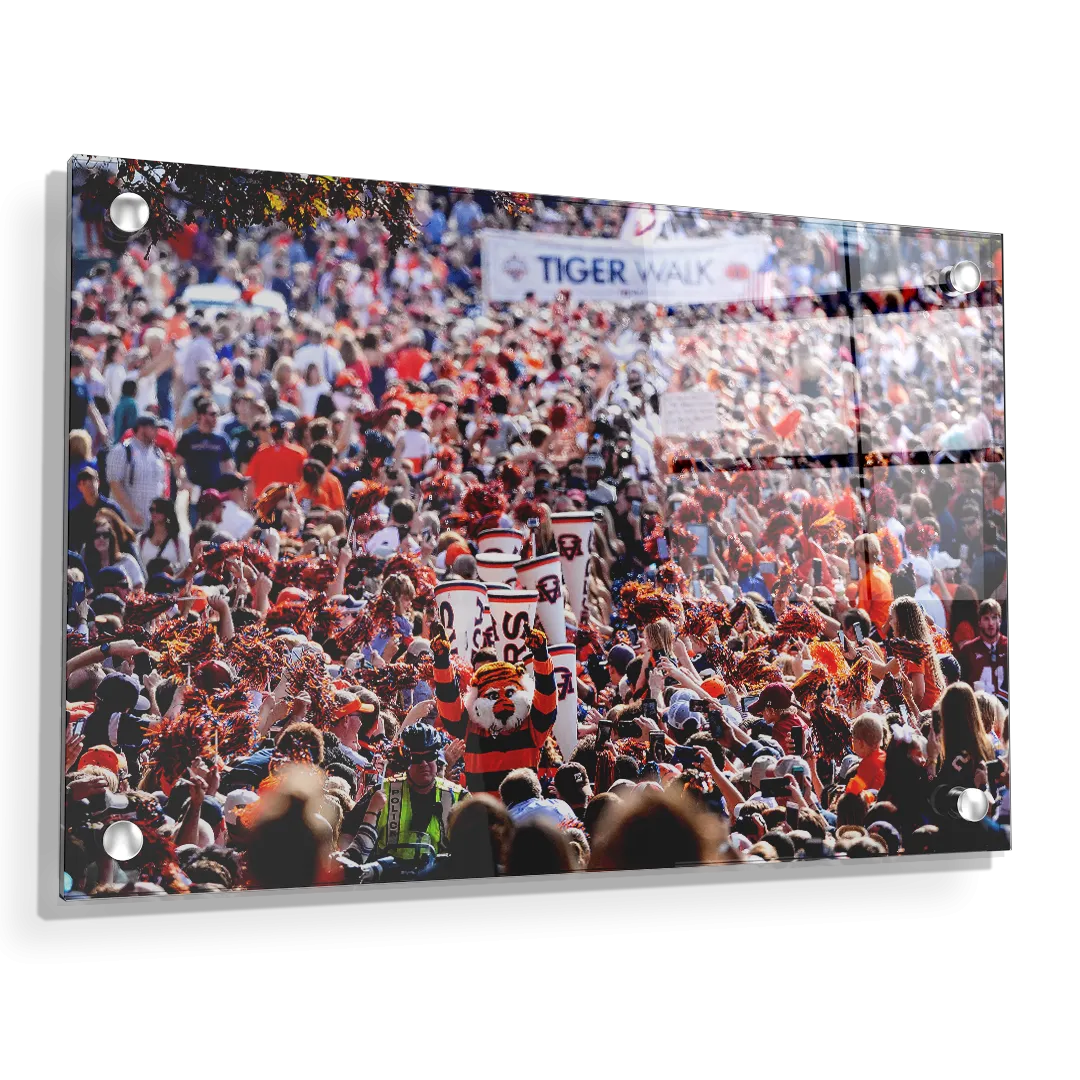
[{"x1": 465, "y1": 661, "x2": 534, "y2": 734}]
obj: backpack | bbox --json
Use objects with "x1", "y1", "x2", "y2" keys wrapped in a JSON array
[{"x1": 120, "y1": 438, "x2": 170, "y2": 498}]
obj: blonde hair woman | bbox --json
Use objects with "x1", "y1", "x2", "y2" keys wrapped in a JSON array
[
  {"x1": 888, "y1": 596, "x2": 946, "y2": 712},
  {"x1": 974, "y1": 689, "x2": 1006, "y2": 746},
  {"x1": 68, "y1": 429, "x2": 94, "y2": 511},
  {"x1": 272, "y1": 357, "x2": 299, "y2": 407}
]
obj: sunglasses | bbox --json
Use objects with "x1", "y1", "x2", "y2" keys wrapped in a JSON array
[{"x1": 409, "y1": 751, "x2": 440, "y2": 764}]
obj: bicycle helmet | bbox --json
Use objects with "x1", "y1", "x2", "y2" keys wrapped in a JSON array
[{"x1": 401, "y1": 722, "x2": 445, "y2": 760}]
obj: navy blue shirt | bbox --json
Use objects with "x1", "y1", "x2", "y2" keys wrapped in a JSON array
[
  {"x1": 69, "y1": 495, "x2": 125, "y2": 550},
  {"x1": 937, "y1": 508, "x2": 959, "y2": 556},
  {"x1": 69, "y1": 377, "x2": 90, "y2": 432},
  {"x1": 176, "y1": 430, "x2": 233, "y2": 488},
  {"x1": 739, "y1": 572, "x2": 772, "y2": 603}
]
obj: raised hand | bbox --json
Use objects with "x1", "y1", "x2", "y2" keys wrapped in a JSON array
[{"x1": 65, "y1": 727, "x2": 85, "y2": 772}]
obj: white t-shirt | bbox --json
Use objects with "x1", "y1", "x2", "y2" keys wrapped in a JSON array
[
  {"x1": 299, "y1": 380, "x2": 331, "y2": 415},
  {"x1": 103, "y1": 362, "x2": 128, "y2": 408},
  {"x1": 366, "y1": 525, "x2": 418, "y2": 558},
  {"x1": 914, "y1": 584, "x2": 947, "y2": 630},
  {"x1": 294, "y1": 342, "x2": 343, "y2": 385},
  {"x1": 138, "y1": 532, "x2": 191, "y2": 571},
  {"x1": 397, "y1": 428, "x2": 433, "y2": 462},
  {"x1": 178, "y1": 335, "x2": 219, "y2": 386},
  {"x1": 220, "y1": 501, "x2": 256, "y2": 541}
]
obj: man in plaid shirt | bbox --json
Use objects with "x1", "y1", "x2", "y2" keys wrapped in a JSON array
[{"x1": 105, "y1": 415, "x2": 167, "y2": 529}]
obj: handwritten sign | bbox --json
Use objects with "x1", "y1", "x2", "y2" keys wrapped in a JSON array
[{"x1": 659, "y1": 390, "x2": 720, "y2": 436}]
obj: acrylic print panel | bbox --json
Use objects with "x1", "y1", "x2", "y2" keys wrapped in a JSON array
[{"x1": 62, "y1": 156, "x2": 1008, "y2": 900}]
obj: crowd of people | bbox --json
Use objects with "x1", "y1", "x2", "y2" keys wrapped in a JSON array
[{"x1": 63, "y1": 180, "x2": 1009, "y2": 897}]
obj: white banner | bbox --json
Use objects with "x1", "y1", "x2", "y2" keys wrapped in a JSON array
[
  {"x1": 515, "y1": 552, "x2": 567, "y2": 646},
  {"x1": 434, "y1": 581, "x2": 487, "y2": 663},
  {"x1": 487, "y1": 589, "x2": 539, "y2": 665},
  {"x1": 548, "y1": 643, "x2": 579, "y2": 761},
  {"x1": 477, "y1": 529, "x2": 526, "y2": 556},
  {"x1": 550, "y1": 512, "x2": 593, "y2": 623},
  {"x1": 659, "y1": 390, "x2": 721, "y2": 436},
  {"x1": 481, "y1": 229, "x2": 772, "y2": 305},
  {"x1": 476, "y1": 552, "x2": 521, "y2": 585}
]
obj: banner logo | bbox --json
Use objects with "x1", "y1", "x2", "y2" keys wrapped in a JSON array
[
  {"x1": 502, "y1": 255, "x2": 527, "y2": 282},
  {"x1": 557, "y1": 534, "x2": 584, "y2": 561},
  {"x1": 536, "y1": 572, "x2": 562, "y2": 604}
]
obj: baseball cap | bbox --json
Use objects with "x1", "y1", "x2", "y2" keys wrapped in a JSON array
[
  {"x1": 836, "y1": 753, "x2": 862, "y2": 782},
  {"x1": 91, "y1": 592, "x2": 126, "y2": 617},
  {"x1": 910, "y1": 556, "x2": 933, "y2": 585},
  {"x1": 775, "y1": 755, "x2": 810, "y2": 778},
  {"x1": 223, "y1": 788, "x2": 260, "y2": 825},
  {"x1": 78, "y1": 746, "x2": 127, "y2": 776},
  {"x1": 939, "y1": 654, "x2": 961, "y2": 683},
  {"x1": 739, "y1": 756, "x2": 775, "y2": 788},
  {"x1": 932, "y1": 550, "x2": 961, "y2": 571},
  {"x1": 217, "y1": 474, "x2": 251, "y2": 493},
  {"x1": 97, "y1": 672, "x2": 151, "y2": 713},
  {"x1": 197, "y1": 489, "x2": 224, "y2": 515},
  {"x1": 95, "y1": 566, "x2": 131, "y2": 591},
  {"x1": 553, "y1": 762, "x2": 591, "y2": 803},
  {"x1": 666, "y1": 702, "x2": 702, "y2": 733},
  {"x1": 606, "y1": 643, "x2": 635, "y2": 675},
  {"x1": 748, "y1": 683, "x2": 794, "y2": 715},
  {"x1": 367, "y1": 537, "x2": 399, "y2": 560},
  {"x1": 407, "y1": 638, "x2": 434, "y2": 660},
  {"x1": 146, "y1": 573, "x2": 184, "y2": 595}
]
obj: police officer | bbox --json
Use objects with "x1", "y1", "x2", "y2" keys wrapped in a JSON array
[{"x1": 352, "y1": 723, "x2": 464, "y2": 867}]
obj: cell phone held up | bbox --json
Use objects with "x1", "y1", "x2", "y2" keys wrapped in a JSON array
[
  {"x1": 790, "y1": 725, "x2": 805, "y2": 758},
  {"x1": 759, "y1": 776, "x2": 792, "y2": 799},
  {"x1": 648, "y1": 730, "x2": 667, "y2": 762},
  {"x1": 671, "y1": 744, "x2": 703, "y2": 769}
]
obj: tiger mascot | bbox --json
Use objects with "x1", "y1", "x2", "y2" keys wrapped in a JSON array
[{"x1": 431, "y1": 624, "x2": 557, "y2": 797}]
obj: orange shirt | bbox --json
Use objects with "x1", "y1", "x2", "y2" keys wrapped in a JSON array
[
  {"x1": 297, "y1": 472, "x2": 345, "y2": 511},
  {"x1": 857, "y1": 564, "x2": 894, "y2": 635},
  {"x1": 846, "y1": 747, "x2": 886, "y2": 794},
  {"x1": 394, "y1": 347, "x2": 430, "y2": 382},
  {"x1": 245, "y1": 442, "x2": 307, "y2": 495},
  {"x1": 903, "y1": 657, "x2": 943, "y2": 711}
]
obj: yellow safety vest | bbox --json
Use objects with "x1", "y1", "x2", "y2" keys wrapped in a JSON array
[{"x1": 374, "y1": 776, "x2": 463, "y2": 862}]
